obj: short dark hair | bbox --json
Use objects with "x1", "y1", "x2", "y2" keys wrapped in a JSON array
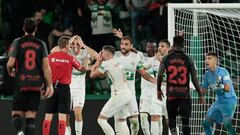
[
  {"x1": 159, "y1": 39, "x2": 170, "y2": 47},
  {"x1": 147, "y1": 39, "x2": 157, "y2": 46},
  {"x1": 58, "y1": 36, "x2": 71, "y2": 49},
  {"x1": 173, "y1": 36, "x2": 184, "y2": 48},
  {"x1": 122, "y1": 36, "x2": 133, "y2": 44},
  {"x1": 103, "y1": 45, "x2": 115, "y2": 55},
  {"x1": 23, "y1": 17, "x2": 37, "y2": 34},
  {"x1": 206, "y1": 52, "x2": 218, "y2": 58}
]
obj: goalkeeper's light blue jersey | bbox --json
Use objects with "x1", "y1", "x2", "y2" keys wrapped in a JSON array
[{"x1": 202, "y1": 66, "x2": 237, "y2": 103}]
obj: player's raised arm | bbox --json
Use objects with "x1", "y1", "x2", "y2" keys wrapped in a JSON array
[
  {"x1": 112, "y1": 28, "x2": 123, "y2": 39},
  {"x1": 74, "y1": 35, "x2": 98, "y2": 60},
  {"x1": 90, "y1": 52, "x2": 105, "y2": 78}
]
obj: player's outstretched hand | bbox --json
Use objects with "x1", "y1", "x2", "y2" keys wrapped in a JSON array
[
  {"x1": 199, "y1": 96, "x2": 205, "y2": 104},
  {"x1": 112, "y1": 28, "x2": 123, "y2": 39},
  {"x1": 157, "y1": 90, "x2": 164, "y2": 101},
  {"x1": 45, "y1": 86, "x2": 54, "y2": 99}
]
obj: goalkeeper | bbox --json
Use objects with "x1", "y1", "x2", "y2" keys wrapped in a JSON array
[{"x1": 201, "y1": 52, "x2": 237, "y2": 135}]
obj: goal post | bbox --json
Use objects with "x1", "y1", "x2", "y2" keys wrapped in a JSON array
[
  {"x1": 168, "y1": 3, "x2": 240, "y2": 135},
  {"x1": 168, "y1": 3, "x2": 240, "y2": 44}
]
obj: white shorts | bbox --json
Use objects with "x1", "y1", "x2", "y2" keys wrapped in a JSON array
[
  {"x1": 139, "y1": 99, "x2": 167, "y2": 117},
  {"x1": 70, "y1": 74, "x2": 86, "y2": 109},
  {"x1": 70, "y1": 90, "x2": 85, "y2": 109},
  {"x1": 101, "y1": 92, "x2": 131, "y2": 119},
  {"x1": 129, "y1": 95, "x2": 139, "y2": 116}
]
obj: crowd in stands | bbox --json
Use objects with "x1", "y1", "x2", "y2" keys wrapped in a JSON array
[{"x1": 0, "y1": 0, "x2": 177, "y2": 53}]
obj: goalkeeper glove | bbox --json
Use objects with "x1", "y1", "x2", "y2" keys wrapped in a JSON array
[{"x1": 208, "y1": 83, "x2": 225, "y2": 95}]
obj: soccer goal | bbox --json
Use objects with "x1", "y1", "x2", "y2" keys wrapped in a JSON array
[{"x1": 168, "y1": 3, "x2": 240, "y2": 135}]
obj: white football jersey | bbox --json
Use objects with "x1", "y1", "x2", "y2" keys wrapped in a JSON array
[
  {"x1": 98, "y1": 58, "x2": 130, "y2": 97},
  {"x1": 114, "y1": 51, "x2": 143, "y2": 94},
  {"x1": 140, "y1": 55, "x2": 159, "y2": 99},
  {"x1": 70, "y1": 49, "x2": 89, "y2": 91}
]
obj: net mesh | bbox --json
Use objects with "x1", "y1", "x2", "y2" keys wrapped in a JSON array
[{"x1": 172, "y1": 8, "x2": 240, "y2": 135}]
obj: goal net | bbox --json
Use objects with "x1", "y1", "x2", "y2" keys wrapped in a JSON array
[{"x1": 168, "y1": 3, "x2": 240, "y2": 135}]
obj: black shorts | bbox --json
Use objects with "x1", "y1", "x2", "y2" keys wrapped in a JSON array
[
  {"x1": 45, "y1": 83, "x2": 70, "y2": 114},
  {"x1": 12, "y1": 90, "x2": 40, "y2": 111},
  {"x1": 167, "y1": 98, "x2": 192, "y2": 119}
]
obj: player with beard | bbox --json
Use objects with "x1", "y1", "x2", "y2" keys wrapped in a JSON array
[
  {"x1": 139, "y1": 39, "x2": 171, "y2": 135},
  {"x1": 113, "y1": 36, "x2": 156, "y2": 135},
  {"x1": 112, "y1": 28, "x2": 157, "y2": 135},
  {"x1": 138, "y1": 40, "x2": 158, "y2": 135},
  {"x1": 157, "y1": 36, "x2": 204, "y2": 135}
]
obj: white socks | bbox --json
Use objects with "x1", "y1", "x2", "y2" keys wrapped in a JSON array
[
  {"x1": 65, "y1": 126, "x2": 71, "y2": 135},
  {"x1": 129, "y1": 117, "x2": 139, "y2": 135},
  {"x1": 98, "y1": 119, "x2": 115, "y2": 135},
  {"x1": 114, "y1": 116, "x2": 120, "y2": 135},
  {"x1": 151, "y1": 121, "x2": 159, "y2": 135},
  {"x1": 75, "y1": 121, "x2": 83, "y2": 135},
  {"x1": 140, "y1": 113, "x2": 150, "y2": 135},
  {"x1": 158, "y1": 117, "x2": 163, "y2": 135}
]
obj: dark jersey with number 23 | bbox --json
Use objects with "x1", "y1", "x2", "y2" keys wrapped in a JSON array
[
  {"x1": 162, "y1": 50, "x2": 196, "y2": 98},
  {"x1": 9, "y1": 35, "x2": 48, "y2": 91}
]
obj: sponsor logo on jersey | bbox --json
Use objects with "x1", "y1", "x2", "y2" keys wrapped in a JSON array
[{"x1": 51, "y1": 58, "x2": 70, "y2": 63}]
